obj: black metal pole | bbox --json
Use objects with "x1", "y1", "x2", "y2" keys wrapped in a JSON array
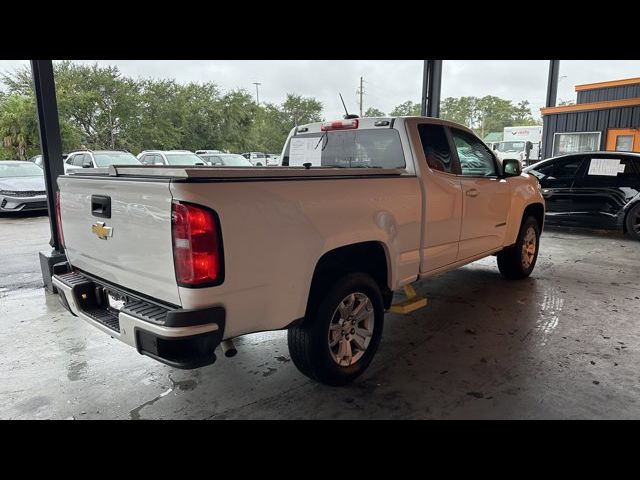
[
  {"x1": 31, "y1": 60, "x2": 65, "y2": 250},
  {"x1": 426, "y1": 60, "x2": 442, "y2": 118},
  {"x1": 31, "y1": 60, "x2": 67, "y2": 292},
  {"x1": 546, "y1": 60, "x2": 561, "y2": 108},
  {"x1": 421, "y1": 60, "x2": 443, "y2": 118}
]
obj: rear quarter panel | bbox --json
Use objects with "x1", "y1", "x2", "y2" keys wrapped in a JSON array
[{"x1": 170, "y1": 176, "x2": 421, "y2": 338}]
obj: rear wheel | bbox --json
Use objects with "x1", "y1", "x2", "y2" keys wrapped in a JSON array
[
  {"x1": 625, "y1": 203, "x2": 640, "y2": 241},
  {"x1": 497, "y1": 216, "x2": 540, "y2": 280},
  {"x1": 288, "y1": 272, "x2": 384, "y2": 386}
]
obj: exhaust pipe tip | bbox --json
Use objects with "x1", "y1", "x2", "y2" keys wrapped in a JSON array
[{"x1": 221, "y1": 339, "x2": 237, "y2": 358}]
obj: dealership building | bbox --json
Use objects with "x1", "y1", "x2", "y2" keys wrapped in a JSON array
[{"x1": 541, "y1": 77, "x2": 640, "y2": 158}]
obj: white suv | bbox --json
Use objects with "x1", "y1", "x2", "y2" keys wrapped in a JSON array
[
  {"x1": 64, "y1": 150, "x2": 140, "y2": 173},
  {"x1": 137, "y1": 150, "x2": 207, "y2": 166}
]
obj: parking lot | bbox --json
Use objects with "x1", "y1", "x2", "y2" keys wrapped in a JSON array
[{"x1": 2, "y1": 213, "x2": 639, "y2": 420}]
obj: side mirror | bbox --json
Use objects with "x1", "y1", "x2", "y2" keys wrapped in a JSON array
[
  {"x1": 503, "y1": 159, "x2": 522, "y2": 177},
  {"x1": 82, "y1": 159, "x2": 93, "y2": 168}
]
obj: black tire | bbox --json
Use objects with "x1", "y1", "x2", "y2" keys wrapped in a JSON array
[
  {"x1": 287, "y1": 272, "x2": 384, "y2": 386},
  {"x1": 625, "y1": 203, "x2": 640, "y2": 241},
  {"x1": 497, "y1": 215, "x2": 540, "y2": 280}
]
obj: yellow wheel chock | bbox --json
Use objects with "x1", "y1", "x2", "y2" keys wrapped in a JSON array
[{"x1": 389, "y1": 284, "x2": 428, "y2": 314}]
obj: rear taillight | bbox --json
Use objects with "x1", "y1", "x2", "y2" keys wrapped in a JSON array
[
  {"x1": 171, "y1": 201, "x2": 223, "y2": 287},
  {"x1": 55, "y1": 190, "x2": 65, "y2": 249},
  {"x1": 320, "y1": 119, "x2": 359, "y2": 131}
]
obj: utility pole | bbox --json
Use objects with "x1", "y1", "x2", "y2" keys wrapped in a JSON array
[
  {"x1": 356, "y1": 76, "x2": 364, "y2": 117},
  {"x1": 253, "y1": 82, "x2": 261, "y2": 105}
]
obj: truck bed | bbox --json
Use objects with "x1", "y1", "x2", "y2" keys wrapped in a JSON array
[{"x1": 69, "y1": 165, "x2": 406, "y2": 180}]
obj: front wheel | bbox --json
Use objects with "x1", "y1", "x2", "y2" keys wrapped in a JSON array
[
  {"x1": 288, "y1": 272, "x2": 384, "y2": 386},
  {"x1": 625, "y1": 203, "x2": 640, "y2": 241},
  {"x1": 497, "y1": 216, "x2": 540, "y2": 280}
]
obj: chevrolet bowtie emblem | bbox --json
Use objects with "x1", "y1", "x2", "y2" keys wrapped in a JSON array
[{"x1": 92, "y1": 221, "x2": 113, "y2": 240}]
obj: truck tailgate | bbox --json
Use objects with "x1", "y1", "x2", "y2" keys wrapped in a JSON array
[{"x1": 58, "y1": 176, "x2": 181, "y2": 306}]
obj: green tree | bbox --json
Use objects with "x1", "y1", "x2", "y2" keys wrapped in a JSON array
[
  {"x1": 389, "y1": 101, "x2": 421, "y2": 116},
  {"x1": 53, "y1": 62, "x2": 141, "y2": 150},
  {"x1": 174, "y1": 82, "x2": 223, "y2": 152},
  {"x1": 246, "y1": 103, "x2": 290, "y2": 153},
  {"x1": 282, "y1": 94, "x2": 323, "y2": 127},
  {"x1": 216, "y1": 90, "x2": 259, "y2": 153},
  {"x1": 364, "y1": 107, "x2": 385, "y2": 117},
  {"x1": 440, "y1": 96, "x2": 477, "y2": 127},
  {"x1": 134, "y1": 79, "x2": 184, "y2": 151},
  {"x1": 0, "y1": 95, "x2": 39, "y2": 159},
  {"x1": 512, "y1": 100, "x2": 541, "y2": 126},
  {"x1": 439, "y1": 95, "x2": 540, "y2": 137},
  {"x1": 0, "y1": 61, "x2": 329, "y2": 158}
]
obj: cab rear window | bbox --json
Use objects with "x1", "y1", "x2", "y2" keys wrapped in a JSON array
[{"x1": 282, "y1": 129, "x2": 405, "y2": 169}]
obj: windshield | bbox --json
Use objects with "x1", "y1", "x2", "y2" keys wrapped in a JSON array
[
  {"x1": 0, "y1": 162, "x2": 44, "y2": 177},
  {"x1": 164, "y1": 153, "x2": 206, "y2": 165},
  {"x1": 93, "y1": 152, "x2": 140, "y2": 166},
  {"x1": 496, "y1": 141, "x2": 526, "y2": 153},
  {"x1": 221, "y1": 155, "x2": 253, "y2": 166},
  {"x1": 282, "y1": 129, "x2": 405, "y2": 169}
]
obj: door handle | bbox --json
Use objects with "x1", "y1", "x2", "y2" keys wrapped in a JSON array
[{"x1": 465, "y1": 189, "x2": 479, "y2": 198}]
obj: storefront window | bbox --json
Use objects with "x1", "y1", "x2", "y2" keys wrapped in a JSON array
[
  {"x1": 615, "y1": 135, "x2": 634, "y2": 152},
  {"x1": 552, "y1": 132, "x2": 601, "y2": 156}
]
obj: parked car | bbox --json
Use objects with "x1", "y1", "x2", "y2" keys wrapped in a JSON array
[
  {"x1": 197, "y1": 153, "x2": 253, "y2": 167},
  {"x1": 138, "y1": 150, "x2": 207, "y2": 166},
  {"x1": 0, "y1": 161, "x2": 47, "y2": 213},
  {"x1": 524, "y1": 152, "x2": 640, "y2": 240},
  {"x1": 241, "y1": 152, "x2": 268, "y2": 166},
  {"x1": 53, "y1": 116, "x2": 544, "y2": 386},
  {"x1": 29, "y1": 153, "x2": 70, "y2": 169},
  {"x1": 28, "y1": 155, "x2": 44, "y2": 168},
  {"x1": 266, "y1": 153, "x2": 281, "y2": 165},
  {"x1": 64, "y1": 150, "x2": 140, "y2": 174}
]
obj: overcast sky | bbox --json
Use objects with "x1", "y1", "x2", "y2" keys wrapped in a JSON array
[{"x1": 1, "y1": 60, "x2": 638, "y2": 120}]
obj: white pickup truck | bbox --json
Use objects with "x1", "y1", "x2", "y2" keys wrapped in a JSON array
[{"x1": 52, "y1": 117, "x2": 545, "y2": 386}]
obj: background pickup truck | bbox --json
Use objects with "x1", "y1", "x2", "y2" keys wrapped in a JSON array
[{"x1": 52, "y1": 116, "x2": 545, "y2": 386}]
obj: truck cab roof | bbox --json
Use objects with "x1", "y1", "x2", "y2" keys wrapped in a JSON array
[{"x1": 291, "y1": 116, "x2": 477, "y2": 136}]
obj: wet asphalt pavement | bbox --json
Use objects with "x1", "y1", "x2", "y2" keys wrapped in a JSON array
[{"x1": 1, "y1": 213, "x2": 639, "y2": 419}]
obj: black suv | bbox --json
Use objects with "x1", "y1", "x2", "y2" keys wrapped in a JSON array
[{"x1": 524, "y1": 152, "x2": 640, "y2": 240}]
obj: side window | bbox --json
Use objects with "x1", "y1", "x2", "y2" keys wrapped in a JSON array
[
  {"x1": 578, "y1": 156, "x2": 640, "y2": 188},
  {"x1": 73, "y1": 154, "x2": 86, "y2": 166},
  {"x1": 450, "y1": 129, "x2": 497, "y2": 177},
  {"x1": 210, "y1": 156, "x2": 223, "y2": 165},
  {"x1": 530, "y1": 156, "x2": 585, "y2": 188},
  {"x1": 417, "y1": 124, "x2": 457, "y2": 174},
  {"x1": 66, "y1": 155, "x2": 75, "y2": 165}
]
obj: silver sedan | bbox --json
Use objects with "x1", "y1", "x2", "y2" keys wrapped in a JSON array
[{"x1": 0, "y1": 161, "x2": 48, "y2": 213}]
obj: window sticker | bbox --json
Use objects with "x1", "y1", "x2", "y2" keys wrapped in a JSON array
[
  {"x1": 289, "y1": 137, "x2": 322, "y2": 166},
  {"x1": 587, "y1": 158, "x2": 626, "y2": 176}
]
